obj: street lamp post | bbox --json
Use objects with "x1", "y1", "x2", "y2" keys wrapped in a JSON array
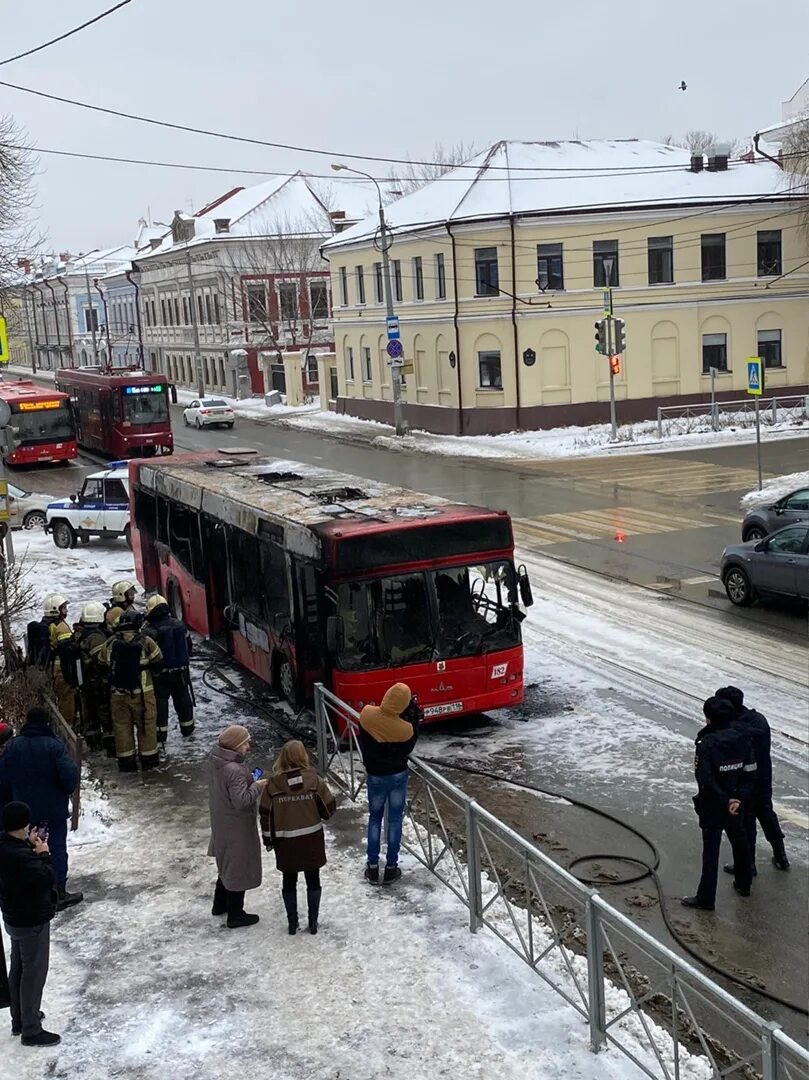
[{"x1": 332, "y1": 163, "x2": 407, "y2": 436}]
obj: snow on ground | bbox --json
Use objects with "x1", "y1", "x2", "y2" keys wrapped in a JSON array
[
  {"x1": 741, "y1": 470, "x2": 809, "y2": 509},
  {"x1": 173, "y1": 384, "x2": 320, "y2": 422}
]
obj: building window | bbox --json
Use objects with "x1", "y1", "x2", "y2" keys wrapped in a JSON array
[
  {"x1": 392, "y1": 260, "x2": 403, "y2": 302},
  {"x1": 167, "y1": 300, "x2": 174, "y2": 327},
  {"x1": 310, "y1": 279, "x2": 329, "y2": 320},
  {"x1": 537, "y1": 243, "x2": 564, "y2": 291},
  {"x1": 362, "y1": 346, "x2": 373, "y2": 382},
  {"x1": 344, "y1": 345, "x2": 354, "y2": 381},
  {"x1": 474, "y1": 248, "x2": 499, "y2": 296},
  {"x1": 412, "y1": 257, "x2": 424, "y2": 300},
  {"x1": 647, "y1": 236, "x2": 674, "y2": 285},
  {"x1": 593, "y1": 240, "x2": 619, "y2": 287},
  {"x1": 374, "y1": 262, "x2": 384, "y2": 303},
  {"x1": 173, "y1": 298, "x2": 180, "y2": 325},
  {"x1": 478, "y1": 350, "x2": 502, "y2": 389},
  {"x1": 213, "y1": 293, "x2": 221, "y2": 324},
  {"x1": 278, "y1": 281, "x2": 298, "y2": 321},
  {"x1": 205, "y1": 295, "x2": 213, "y2": 324},
  {"x1": 85, "y1": 307, "x2": 99, "y2": 332},
  {"x1": 702, "y1": 333, "x2": 728, "y2": 373},
  {"x1": 435, "y1": 253, "x2": 446, "y2": 299},
  {"x1": 181, "y1": 297, "x2": 189, "y2": 325},
  {"x1": 246, "y1": 282, "x2": 267, "y2": 323},
  {"x1": 339, "y1": 266, "x2": 348, "y2": 306},
  {"x1": 354, "y1": 266, "x2": 366, "y2": 305},
  {"x1": 757, "y1": 231, "x2": 782, "y2": 277},
  {"x1": 160, "y1": 299, "x2": 167, "y2": 326},
  {"x1": 701, "y1": 234, "x2": 726, "y2": 281},
  {"x1": 758, "y1": 329, "x2": 783, "y2": 368}
]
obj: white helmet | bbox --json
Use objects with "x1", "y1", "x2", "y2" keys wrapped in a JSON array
[
  {"x1": 80, "y1": 601, "x2": 107, "y2": 625},
  {"x1": 111, "y1": 580, "x2": 137, "y2": 604},
  {"x1": 43, "y1": 594, "x2": 68, "y2": 618}
]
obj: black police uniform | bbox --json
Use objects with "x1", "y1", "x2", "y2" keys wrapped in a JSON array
[
  {"x1": 733, "y1": 706, "x2": 787, "y2": 869},
  {"x1": 690, "y1": 720, "x2": 756, "y2": 908},
  {"x1": 144, "y1": 605, "x2": 194, "y2": 743}
]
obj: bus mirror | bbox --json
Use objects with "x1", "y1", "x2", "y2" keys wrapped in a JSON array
[
  {"x1": 518, "y1": 565, "x2": 533, "y2": 608},
  {"x1": 170, "y1": 385, "x2": 178, "y2": 404},
  {"x1": 326, "y1": 615, "x2": 341, "y2": 654}
]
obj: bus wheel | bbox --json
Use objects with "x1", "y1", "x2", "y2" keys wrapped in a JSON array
[
  {"x1": 276, "y1": 657, "x2": 299, "y2": 709},
  {"x1": 52, "y1": 521, "x2": 76, "y2": 549}
]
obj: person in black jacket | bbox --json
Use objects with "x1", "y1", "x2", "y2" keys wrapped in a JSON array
[
  {"x1": 0, "y1": 801, "x2": 60, "y2": 1046},
  {"x1": 357, "y1": 683, "x2": 420, "y2": 885},
  {"x1": 716, "y1": 686, "x2": 789, "y2": 873},
  {"x1": 143, "y1": 594, "x2": 195, "y2": 743},
  {"x1": 682, "y1": 696, "x2": 757, "y2": 911}
]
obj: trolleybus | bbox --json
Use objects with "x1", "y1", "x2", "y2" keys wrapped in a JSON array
[
  {"x1": 130, "y1": 451, "x2": 533, "y2": 719},
  {"x1": 55, "y1": 367, "x2": 174, "y2": 459},
  {"x1": 0, "y1": 381, "x2": 77, "y2": 466}
]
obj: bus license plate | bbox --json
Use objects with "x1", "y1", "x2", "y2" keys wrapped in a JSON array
[{"x1": 423, "y1": 701, "x2": 463, "y2": 717}]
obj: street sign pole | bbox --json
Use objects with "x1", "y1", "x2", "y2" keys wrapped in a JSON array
[
  {"x1": 607, "y1": 318, "x2": 617, "y2": 440},
  {"x1": 755, "y1": 398, "x2": 762, "y2": 490},
  {"x1": 710, "y1": 366, "x2": 718, "y2": 431},
  {"x1": 746, "y1": 357, "x2": 764, "y2": 489}
]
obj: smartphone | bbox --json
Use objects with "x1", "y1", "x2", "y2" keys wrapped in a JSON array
[
  {"x1": 252, "y1": 768, "x2": 264, "y2": 781},
  {"x1": 36, "y1": 826, "x2": 48, "y2": 841}
]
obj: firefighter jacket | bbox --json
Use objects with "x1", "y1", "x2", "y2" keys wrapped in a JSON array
[
  {"x1": 77, "y1": 625, "x2": 109, "y2": 687},
  {"x1": 143, "y1": 611, "x2": 192, "y2": 673},
  {"x1": 693, "y1": 720, "x2": 757, "y2": 826},
  {"x1": 101, "y1": 631, "x2": 163, "y2": 696},
  {"x1": 49, "y1": 619, "x2": 81, "y2": 688}
]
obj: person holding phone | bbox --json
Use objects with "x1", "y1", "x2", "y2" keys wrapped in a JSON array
[
  {"x1": 259, "y1": 741, "x2": 336, "y2": 935},
  {"x1": 208, "y1": 725, "x2": 268, "y2": 929},
  {"x1": 0, "y1": 801, "x2": 60, "y2": 1046}
]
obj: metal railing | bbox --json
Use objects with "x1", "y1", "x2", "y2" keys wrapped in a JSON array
[
  {"x1": 657, "y1": 395, "x2": 809, "y2": 439},
  {"x1": 313, "y1": 683, "x2": 809, "y2": 1080}
]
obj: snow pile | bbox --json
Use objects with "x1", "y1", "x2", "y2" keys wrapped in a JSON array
[
  {"x1": 740, "y1": 470, "x2": 809, "y2": 509},
  {"x1": 173, "y1": 385, "x2": 320, "y2": 422}
]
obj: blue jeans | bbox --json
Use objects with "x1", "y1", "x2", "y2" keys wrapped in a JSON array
[
  {"x1": 366, "y1": 771, "x2": 409, "y2": 867},
  {"x1": 42, "y1": 817, "x2": 68, "y2": 892}
]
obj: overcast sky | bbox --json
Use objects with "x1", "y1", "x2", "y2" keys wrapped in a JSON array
[{"x1": 4, "y1": 0, "x2": 808, "y2": 251}]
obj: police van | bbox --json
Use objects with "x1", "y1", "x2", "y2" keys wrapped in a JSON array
[{"x1": 45, "y1": 462, "x2": 131, "y2": 550}]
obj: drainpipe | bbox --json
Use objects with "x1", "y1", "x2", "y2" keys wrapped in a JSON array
[
  {"x1": 43, "y1": 280, "x2": 62, "y2": 359},
  {"x1": 94, "y1": 279, "x2": 112, "y2": 370},
  {"x1": 125, "y1": 269, "x2": 145, "y2": 369},
  {"x1": 23, "y1": 290, "x2": 36, "y2": 373},
  {"x1": 510, "y1": 214, "x2": 522, "y2": 430},
  {"x1": 56, "y1": 276, "x2": 74, "y2": 367},
  {"x1": 446, "y1": 222, "x2": 463, "y2": 435},
  {"x1": 30, "y1": 285, "x2": 44, "y2": 370},
  {"x1": 752, "y1": 132, "x2": 783, "y2": 169}
]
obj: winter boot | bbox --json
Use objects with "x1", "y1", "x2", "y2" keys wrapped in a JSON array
[
  {"x1": 724, "y1": 863, "x2": 757, "y2": 877},
  {"x1": 282, "y1": 890, "x2": 299, "y2": 935},
  {"x1": 103, "y1": 736, "x2": 117, "y2": 759},
  {"x1": 226, "y1": 912, "x2": 259, "y2": 929},
  {"x1": 680, "y1": 896, "x2": 715, "y2": 911},
  {"x1": 383, "y1": 865, "x2": 402, "y2": 885},
  {"x1": 307, "y1": 888, "x2": 322, "y2": 934},
  {"x1": 364, "y1": 863, "x2": 380, "y2": 885},
  {"x1": 772, "y1": 841, "x2": 790, "y2": 871},
  {"x1": 56, "y1": 889, "x2": 84, "y2": 912},
  {"x1": 21, "y1": 1029, "x2": 60, "y2": 1047},
  {"x1": 212, "y1": 880, "x2": 227, "y2": 917},
  {"x1": 117, "y1": 756, "x2": 138, "y2": 773}
]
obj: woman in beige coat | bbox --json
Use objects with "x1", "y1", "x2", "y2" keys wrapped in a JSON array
[{"x1": 208, "y1": 724, "x2": 267, "y2": 929}]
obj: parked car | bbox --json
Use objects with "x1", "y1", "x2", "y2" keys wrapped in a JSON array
[
  {"x1": 6, "y1": 483, "x2": 54, "y2": 530},
  {"x1": 721, "y1": 523, "x2": 809, "y2": 606},
  {"x1": 182, "y1": 397, "x2": 235, "y2": 429},
  {"x1": 45, "y1": 464, "x2": 131, "y2": 549},
  {"x1": 741, "y1": 487, "x2": 809, "y2": 541}
]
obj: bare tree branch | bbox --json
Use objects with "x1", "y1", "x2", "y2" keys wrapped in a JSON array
[
  {"x1": 0, "y1": 115, "x2": 40, "y2": 294},
  {"x1": 387, "y1": 141, "x2": 479, "y2": 197}
]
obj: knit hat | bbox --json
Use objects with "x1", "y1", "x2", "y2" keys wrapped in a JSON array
[
  {"x1": 25, "y1": 705, "x2": 52, "y2": 728},
  {"x1": 0, "y1": 722, "x2": 13, "y2": 746},
  {"x1": 218, "y1": 725, "x2": 250, "y2": 751},
  {"x1": 1, "y1": 801, "x2": 31, "y2": 832}
]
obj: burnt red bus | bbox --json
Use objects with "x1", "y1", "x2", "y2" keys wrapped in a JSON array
[
  {"x1": 0, "y1": 381, "x2": 77, "y2": 466},
  {"x1": 55, "y1": 367, "x2": 174, "y2": 459},
  {"x1": 130, "y1": 452, "x2": 533, "y2": 719}
]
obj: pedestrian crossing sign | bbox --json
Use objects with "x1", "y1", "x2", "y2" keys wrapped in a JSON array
[{"x1": 746, "y1": 357, "x2": 763, "y2": 396}]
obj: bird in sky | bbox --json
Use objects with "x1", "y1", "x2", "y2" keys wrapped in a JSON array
[{"x1": 679, "y1": 81, "x2": 687, "y2": 91}]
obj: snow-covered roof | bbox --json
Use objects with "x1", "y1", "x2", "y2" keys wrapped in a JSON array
[{"x1": 323, "y1": 139, "x2": 796, "y2": 250}]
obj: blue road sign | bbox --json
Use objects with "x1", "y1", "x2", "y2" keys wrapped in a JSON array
[
  {"x1": 746, "y1": 357, "x2": 763, "y2": 396},
  {"x1": 386, "y1": 315, "x2": 400, "y2": 340},
  {"x1": 386, "y1": 339, "x2": 403, "y2": 359}
]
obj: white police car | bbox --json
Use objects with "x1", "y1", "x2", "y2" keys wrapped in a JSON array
[{"x1": 45, "y1": 463, "x2": 131, "y2": 549}]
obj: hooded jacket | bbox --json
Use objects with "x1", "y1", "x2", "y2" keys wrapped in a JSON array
[
  {"x1": 0, "y1": 719, "x2": 78, "y2": 824},
  {"x1": 358, "y1": 684, "x2": 418, "y2": 776},
  {"x1": 0, "y1": 833, "x2": 58, "y2": 927},
  {"x1": 260, "y1": 767, "x2": 337, "y2": 873}
]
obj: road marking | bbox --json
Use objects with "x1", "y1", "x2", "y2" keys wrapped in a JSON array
[
  {"x1": 522, "y1": 458, "x2": 767, "y2": 498},
  {"x1": 514, "y1": 507, "x2": 731, "y2": 546}
]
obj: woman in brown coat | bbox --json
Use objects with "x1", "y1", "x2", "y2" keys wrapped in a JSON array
[
  {"x1": 208, "y1": 724, "x2": 268, "y2": 929},
  {"x1": 259, "y1": 740, "x2": 336, "y2": 935}
]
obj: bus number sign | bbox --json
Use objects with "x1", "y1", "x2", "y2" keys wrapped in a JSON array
[{"x1": 18, "y1": 400, "x2": 61, "y2": 411}]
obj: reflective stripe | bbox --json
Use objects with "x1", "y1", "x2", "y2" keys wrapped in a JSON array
[
  {"x1": 743, "y1": 763, "x2": 758, "y2": 772},
  {"x1": 273, "y1": 823, "x2": 323, "y2": 839}
]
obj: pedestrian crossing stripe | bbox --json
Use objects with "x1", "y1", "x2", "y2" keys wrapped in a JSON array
[
  {"x1": 518, "y1": 458, "x2": 767, "y2": 498},
  {"x1": 513, "y1": 505, "x2": 735, "y2": 546}
]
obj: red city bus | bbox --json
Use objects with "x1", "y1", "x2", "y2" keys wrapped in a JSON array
[
  {"x1": 0, "y1": 381, "x2": 77, "y2": 466},
  {"x1": 55, "y1": 367, "x2": 174, "y2": 459},
  {"x1": 130, "y1": 452, "x2": 533, "y2": 720}
]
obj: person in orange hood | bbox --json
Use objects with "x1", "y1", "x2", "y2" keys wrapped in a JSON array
[{"x1": 357, "y1": 683, "x2": 419, "y2": 885}]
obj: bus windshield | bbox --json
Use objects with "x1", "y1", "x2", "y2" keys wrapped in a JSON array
[
  {"x1": 336, "y1": 560, "x2": 521, "y2": 670},
  {"x1": 122, "y1": 388, "x2": 169, "y2": 425},
  {"x1": 10, "y1": 402, "x2": 74, "y2": 443}
]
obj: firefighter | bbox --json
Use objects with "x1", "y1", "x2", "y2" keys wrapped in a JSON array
[
  {"x1": 105, "y1": 580, "x2": 138, "y2": 633},
  {"x1": 101, "y1": 608, "x2": 163, "y2": 773},
  {"x1": 143, "y1": 594, "x2": 195, "y2": 743},
  {"x1": 75, "y1": 602, "x2": 113, "y2": 755},
  {"x1": 27, "y1": 596, "x2": 80, "y2": 727}
]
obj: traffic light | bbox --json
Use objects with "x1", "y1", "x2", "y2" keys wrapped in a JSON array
[
  {"x1": 609, "y1": 355, "x2": 621, "y2": 377},
  {"x1": 614, "y1": 318, "x2": 626, "y2": 354},
  {"x1": 594, "y1": 319, "x2": 607, "y2": 354}
]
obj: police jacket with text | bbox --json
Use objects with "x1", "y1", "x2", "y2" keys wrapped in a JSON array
[
  {"x1": 734, "y1": 707, "x2": 772, "y2": 797},
  {"x1": 694, "y1": 721, "x2": 757, "y2": 825}
]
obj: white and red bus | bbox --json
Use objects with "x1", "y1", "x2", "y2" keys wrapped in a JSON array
[
  {"x1": 0, "y1": 381, "x2": 77, "y2": 466},
  {"x1": 130, "y1": 452, "x2": 532, "y2": 720}
]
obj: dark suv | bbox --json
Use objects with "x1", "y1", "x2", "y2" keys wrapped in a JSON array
[
  {"x1": 741, "y1": 487, "x2": 809, "y2": 542},
  {"x1": 721, "y1": 523, "x2": 809, "y2": 606}
]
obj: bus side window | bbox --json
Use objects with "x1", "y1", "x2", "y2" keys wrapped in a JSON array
[
  {"x1": 134, "y1": 490, "x2": 157, "y2": 537},
  {"x1": 230, "y1": 528, "x2": 262, "y2": 620},
  {"x1": 156, "y1": 496, "x2": 169, "y2": 545},
  {"x1": 168, "y1": 503, "x2": 203, "y2": 580},
  {"x1": 259, "y1": 541, "x2": 289, "y2": 627}
]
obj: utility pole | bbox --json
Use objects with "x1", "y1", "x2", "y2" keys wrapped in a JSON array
[
  {"x1": 81, "y1": 257, "x2": 100, "y2": 365},
  {"x1": 606, "y1": 317, "x2": 617, "y2": 440},
  {"x1": 185, "y1": 247, "x2": 205, "y2": 398},
  {"x1": 332, "y1": 163, "x2": 407, "y2": 435}
]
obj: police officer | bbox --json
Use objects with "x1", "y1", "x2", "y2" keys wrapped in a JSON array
[
  {"x1": 75, "y1": 602, "x2": 112, "y2": 755},
  {"x1": 101, "y1": 609, "x2": 162, "y2": 773},
  {"x1": 682, "y1": 696, "x2": 757, "y2": 911},
  {"x1": 31, "y1": 596, "x2": 81, "y2": 728},
  {"x1": 143, "y1": 594, "x2": 194, "y2": 744},
  {"x1": 716, "y1": 686, "x2": 789, "y2": 873},
  {"x1": 105, "y1": 580, "x2": 138, "y2": 633}
]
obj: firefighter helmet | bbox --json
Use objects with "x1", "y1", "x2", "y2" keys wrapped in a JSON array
[
  {"x1": 43, "y1": 594, "x2": 68, "y2": 618},
  {"x1": 79, "y1": 601, "x2": 107, "y2": 625},
  {"x1": 111, "y1": 580, "x2": 137, "y2": 604},
  {"x1": 145, "y1": 594, "x2": 168, "y2": 615},
  {"x1": 116, "y1": 608, "x2": 143, "y2": 632}
]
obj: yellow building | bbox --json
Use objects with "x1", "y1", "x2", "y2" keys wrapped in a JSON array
[
  {"x1": 0, "y1": 292, "x2": 32, "y2": 368},
  {"x1": 322, "y1": 140, "x2": 809, "y2": 434}
]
